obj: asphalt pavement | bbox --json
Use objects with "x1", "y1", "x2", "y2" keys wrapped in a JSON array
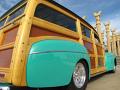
[{"x1": 87, "y1": 65, "x2": 120, "y2": 90}]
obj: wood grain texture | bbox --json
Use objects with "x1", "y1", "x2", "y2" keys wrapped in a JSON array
[{"x1": 0, "y1": 48, "x2": 13, "y2": 68}]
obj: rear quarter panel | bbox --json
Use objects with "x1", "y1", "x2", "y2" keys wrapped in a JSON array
[
  {"x1": 105, "y1": 52, "x2": 116, "y2": 71},
  {"x1": 26, "y1": 40, "x2": 90, "y2": 88}
]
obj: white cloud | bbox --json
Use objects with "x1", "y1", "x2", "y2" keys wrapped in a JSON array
[{"x1": 109, "y1": 17, "x2": 120, "y2": 32}]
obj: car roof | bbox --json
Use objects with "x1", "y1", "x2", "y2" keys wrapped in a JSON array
[{"x1": 0, "y1": 0, "x2": 26, "y2": 20}]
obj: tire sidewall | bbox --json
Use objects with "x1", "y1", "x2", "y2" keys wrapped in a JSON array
[{"x1": 67, "y1": 61, "x2": 89, "y2": 90}]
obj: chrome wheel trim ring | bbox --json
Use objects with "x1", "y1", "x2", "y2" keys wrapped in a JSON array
[
  {"x1": 73, "y1": 63, "x2": 86, "y2": 88},
  {"x1": 114, "y1": 66, "x2": 116, "y2": 70}
]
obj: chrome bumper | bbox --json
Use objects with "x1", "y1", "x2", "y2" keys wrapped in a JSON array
[{"x1": 0, "y1": 87, "x2": 10, "y2": 90}]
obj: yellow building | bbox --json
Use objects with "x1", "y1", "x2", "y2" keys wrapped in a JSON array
[
  {"x1": 110, "y1": 33, "x2": 120, "y2": 57},
  {"x1": 103, "y1": 21, "x2": 120, "y2": 57}
]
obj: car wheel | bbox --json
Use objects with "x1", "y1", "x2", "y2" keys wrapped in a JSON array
[
  {"x1": 111, "y1": 65, "x2": 116, "y2": 73},
  {"x1": 65, "y1": 61, "x2": 89, "y2": 90}
]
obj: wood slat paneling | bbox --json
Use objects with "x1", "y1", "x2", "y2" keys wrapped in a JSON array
[
  {"x1": 83, "y1": 40, "x2": 94, "y2": 54},
  {"x1": 0, "y1": 48, "x2": 13, "y2": 68},
  {"x1": 2, "y1": 26, "x2": 18, "y2": 45},
  {"x1": 96, "y1": 45, "x2": 103, "y2": 55},
  {"x1": 90, "y1": 57, "x2": 96, "y2": 69},
  {"x1": 30, "y1": 25, "x2": 79, "y2": 40}
]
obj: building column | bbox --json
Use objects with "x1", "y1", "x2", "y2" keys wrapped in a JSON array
[
  {"x1": 118, "y1": 33, "x2": 120, "y2": 56},
  {"x1": 105, "y1": 22, "x2": 111, "y2": 52},
  {"x1": 111, "y1": 30, "x2": 117, "y2": 56},
  {"x1": 111, "y1": 37, "x2": 114, "y2": 53},
  {"x1": 110, "y1": 38, "x2": 113, "y2": 52},
  {"x1": 117, "y1": 35, "x2": 120, "y2": 56},
  {"x1": 119, "y1": 36, "x2": 120, "y2": 56},
  {"x1": 101, "y1": 32, "x2": 104, "y2": 44},
  {"x1": 94, "y1": 11, "x2": 103, "y2": 44}
]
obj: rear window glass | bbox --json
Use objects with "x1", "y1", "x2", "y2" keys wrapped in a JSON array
[
  {"x1": 0, "y1": 18, "x2": 6, "y2": 27},
  {"x1": 8, "y1": 5, "x2": 26, "y2": 22},
  {"x1": 81, "y1": 24, "x2": 91, "y2": 38},
  {"x1": 94, "y1": 33, "x2": 100, "y2": 43},
  {"x1": 34, "y1": 4, "x2": 76, "y2": 32}
]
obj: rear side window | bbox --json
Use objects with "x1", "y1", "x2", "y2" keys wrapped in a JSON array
[
  {"x1": 8, "y1": 5, "x2": 26, "y2": 22},
  {"x1": 0, "y1": 18, "x2": 6, "y2": 27},
  {"x1": 34, "y1": 4, "x2": 76, "y2": 32},
  {"x1": 81, "y1": 24, "x2": 91, "y2": 38},
  {"x1": 94, "y1": 33, "x2": 100, "y2": 43}
]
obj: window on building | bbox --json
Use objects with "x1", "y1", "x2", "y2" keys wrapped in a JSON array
[
  {"x1": 8, "y1": 5, "x2": 26, "y2": 22},
  {"x1": 0, "y1": 18, "x2": 6, "y2": 27},
  {"x1": 81, "y1": 24, "x2": 91, "y2": 38},
  {"x1": 34, "y1": 4, "x2": 76, "y2": 32}
]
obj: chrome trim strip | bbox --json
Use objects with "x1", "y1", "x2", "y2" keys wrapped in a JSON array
[{"x1": 30, "y1": 50, "x2": 88, "y2": 55}]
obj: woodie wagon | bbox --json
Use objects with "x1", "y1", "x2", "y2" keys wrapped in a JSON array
[{"x1": 0, "y1": 0, "x2": 116, "y2": 90}]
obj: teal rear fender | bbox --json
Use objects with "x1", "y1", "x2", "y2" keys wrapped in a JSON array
[
  {"x1": 105, "y1": 52, "x2": 116, "y2": 71},
  {"x1": 26, "y1": 40, "x2": 90, "y2": 88}
]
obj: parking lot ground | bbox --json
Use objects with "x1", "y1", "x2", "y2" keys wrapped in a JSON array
[
  {"x1": 6, "y1": 66, "x2": 120, "y2": 90},
  {"x1": 87, "y1": 65, "x2": 120, "y2": 90}
]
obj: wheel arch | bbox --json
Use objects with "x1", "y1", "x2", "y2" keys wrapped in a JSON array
[
  {"x1": 67, "y1": 58, "x2": 90, "y2": 89},
  {"x1": 114, "y1": 58, "x2": 117, "y2": 66},
  {"x1": 76, "y1": 58, "x2": 91, "y2": 79}
]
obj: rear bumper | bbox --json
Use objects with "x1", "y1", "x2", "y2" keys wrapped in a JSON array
[
  {"x1": 0, "y1": 86, "x2": 10, "y2": 90},
  {"x1": 0, "y1": 86, "x2": 37, "y2": 90}
]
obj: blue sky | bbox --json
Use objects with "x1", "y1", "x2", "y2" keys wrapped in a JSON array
[{"x1": 0, "y1": 0, "x2": 120, "y2": 33}]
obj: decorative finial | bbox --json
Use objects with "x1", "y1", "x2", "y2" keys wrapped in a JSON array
[
  {"x1": 82, "y1": 16, "x2": 87, "y2": 20},
  {"x1": 94, "y1": 11, "x2": 102, "y2": 17}
]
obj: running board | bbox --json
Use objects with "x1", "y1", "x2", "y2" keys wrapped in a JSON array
[{"x1": 91, "y1": 70, "x2": 106, "y2": 78}]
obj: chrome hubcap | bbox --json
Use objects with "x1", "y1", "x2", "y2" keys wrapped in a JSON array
[
  {"x1": 73, "y1": 63, "x2": 86, "y2": 88},
  {"x1": 114, "y1": 66, "x2": 116, "y2": 70}
]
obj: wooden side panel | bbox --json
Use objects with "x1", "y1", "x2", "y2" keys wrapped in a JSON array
[
  {"x1": 30, "y1": 25, "x2": 78, "y2": 40},
  {"x1": 0, "y1": 26, "x2": 18, "y2": 69},
  {"x1": 96, "y1": 45, "x2": 103, "y2": 55},
  {"x1": 90, "y1": 57, "x2": 96, "y2": 69},
  {"x1": 98, "y1": 57, "x2": 104, "y2": 67},
  {"x1": 0, "y1": 48, "x2": 13, "y2": 68},
  {"x1": 2, "y1": 26, "x2": 18, "y2": 45},
  {"x1": 83, "y1": 39, "x2": 96, "y2": 69},
  {"x1": 83, "y1": 40, "x2": 94, "y2": 54}
]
